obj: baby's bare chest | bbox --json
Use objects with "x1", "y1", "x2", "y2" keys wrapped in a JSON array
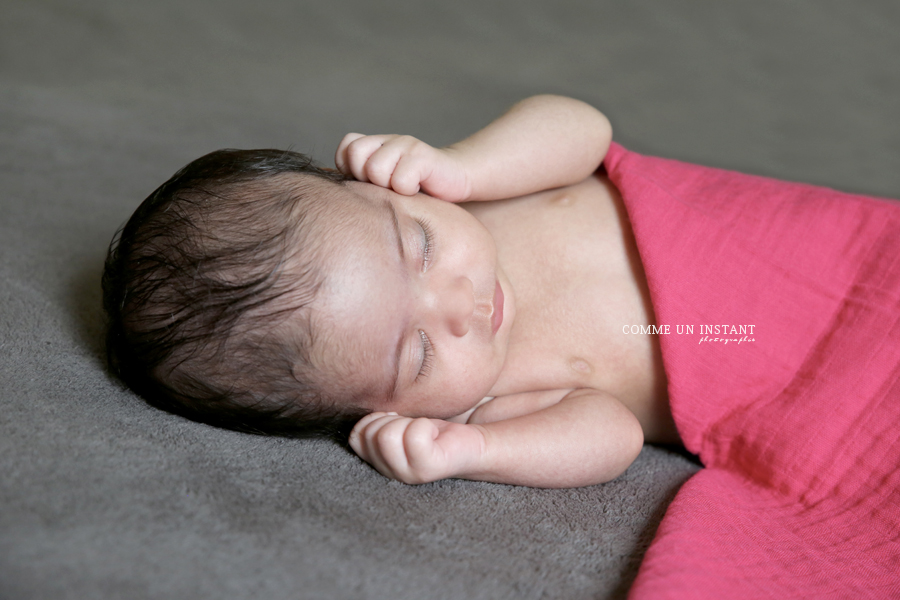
[{"x1": 464, "y1": 174, "x2": 660, "y2": 400}]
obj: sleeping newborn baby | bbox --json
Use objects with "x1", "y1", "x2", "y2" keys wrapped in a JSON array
[
  {"x1": 104, "y1": 93, "x2": 900, "y2": 595},
  {"x1": 104, "y1": 95, "x2": 671, "y2": 487}
]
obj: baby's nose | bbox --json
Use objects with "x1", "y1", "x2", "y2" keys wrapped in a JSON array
[{"x1": 438, "y1": 276, "x2": 475, "y2": 337}]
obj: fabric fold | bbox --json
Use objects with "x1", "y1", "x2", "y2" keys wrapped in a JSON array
[{"x1": 603, "y1": 143, "x2": 900, "y2": 599}]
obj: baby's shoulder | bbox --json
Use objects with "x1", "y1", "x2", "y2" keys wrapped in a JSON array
[{"x1": 463, "y1": 173, "x2": 622, "y2": 246}]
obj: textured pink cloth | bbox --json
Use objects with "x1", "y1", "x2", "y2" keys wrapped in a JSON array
[{"x1": 602, "y1": 143, "x2": 900, "y2": 599}]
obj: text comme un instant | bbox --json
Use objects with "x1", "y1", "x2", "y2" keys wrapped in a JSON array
[{"x1": 622, "y1": 324, "x2": 756, "y2": 335}]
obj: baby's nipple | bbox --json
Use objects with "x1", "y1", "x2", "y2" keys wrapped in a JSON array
[
  {"x1": 550, "y1": 190, "x2": 574, "y2": 207},
  {"x1": 568, "y1": 356, "x2": 593, "y2": 375}
]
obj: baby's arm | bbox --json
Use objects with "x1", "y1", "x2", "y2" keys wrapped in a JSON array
[
  {"x1": 349, "y1": 389, "x2": 643, "y2": 488},
  {"x1": 335, "y1": 94, "x2": 612, "y2": 202}
]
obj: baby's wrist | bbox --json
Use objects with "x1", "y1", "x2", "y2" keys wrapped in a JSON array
[
  {"x1": 437, "y1": 145, "x2": 475, "y2": 202},
  {"x1": 447, "y1": 423, "x2": 492, "y2": 480}
]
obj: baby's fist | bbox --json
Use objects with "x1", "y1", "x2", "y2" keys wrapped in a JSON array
[
  {"x1": 335, "y1": 134, "x2": 471, "y2": 202},
  {"x1": 348, "y1": 412, "x2": 485, "y2": 484}
]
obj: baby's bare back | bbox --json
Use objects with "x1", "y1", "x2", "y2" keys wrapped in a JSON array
[{"x1": 464, "y1": 173, "x2": 678, "y2": 443}]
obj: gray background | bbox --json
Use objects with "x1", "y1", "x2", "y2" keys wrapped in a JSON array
[{"x1": 1, "y1": 1, "x2": 897, "y2": 598}]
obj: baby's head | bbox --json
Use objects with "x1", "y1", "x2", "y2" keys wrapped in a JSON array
[
  {"x1": 103, "y1": 149, "x2": 512, "y2": 439},
  {"x1": 103, "y1": 149, "x2": 365, "y2": 438}
]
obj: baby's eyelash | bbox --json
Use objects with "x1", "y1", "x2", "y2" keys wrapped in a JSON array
[
  {"x1": 416, "y1": 330, "x2": 434, "y2": 381},
  {"x1": 417, "y1": 218, "x2": 434, "y2": 269}
]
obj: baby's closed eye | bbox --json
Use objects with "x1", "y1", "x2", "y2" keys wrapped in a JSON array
[
  {"x1": 416, "y1": 330, "x2": 434, "y2": 381},
  {"x1": 416, "y1": 218, "x2": 434, "y2": 270}
]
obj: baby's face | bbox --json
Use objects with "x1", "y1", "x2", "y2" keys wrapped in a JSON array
[{"x1": 308, "y1": 180, "x2": 515, "y2": 420}]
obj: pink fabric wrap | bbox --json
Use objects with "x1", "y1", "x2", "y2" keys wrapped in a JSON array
[{"x1": 602, "y1": 143, "x2": 900, "y2": 599}]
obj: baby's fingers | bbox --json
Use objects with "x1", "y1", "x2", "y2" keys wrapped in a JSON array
[
  {"x1": 402, "y1": 417, "x2": 443, "y2": 472},
  {"x1": 350, "y1": 412, "x2": 417, "y2": 480},
  {"x1": 370, "y1": 417, "x2": 420, "y2": 477},
  {"x1": 360, "y1": 138, "x2": 413, "y2": 190},
  {"x1": 335, "y1": 133, "x2": 390, "y2": 182},
  {"x1": 349, "y1": 413, "x2": 448, "y2": 484},
  {"x1": 389, "y1": 152, "x2": 430, "y2": 196},
  {"x1": 335, "y1": 134, "x2": 436, "y2": 195},
  {"x1": 348, "y1": 411, "x2": 396, "y2": 462},
  {"x1": 334, "y1": 132, "x2": 364, "y2": 176},
  {"x1": 371, "y1": 417, "x2": 446, "y2": 483}
]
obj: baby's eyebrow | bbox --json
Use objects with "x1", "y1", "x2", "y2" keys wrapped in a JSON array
[{"x1": 385, "y1": 200, "x2": 404, "y2": 262}]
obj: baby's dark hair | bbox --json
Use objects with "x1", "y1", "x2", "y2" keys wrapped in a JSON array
[{"x1": 102, "y1": 149, "x2": 368, "y2": 439}]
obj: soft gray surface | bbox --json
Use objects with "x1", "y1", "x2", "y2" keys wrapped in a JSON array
[{"x1": 2, "y1": 1, "x2": 898, "y2": 599}]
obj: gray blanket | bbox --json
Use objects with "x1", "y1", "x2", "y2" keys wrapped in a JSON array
[{"x1": 2, "y1": 1, "x2": 897, "y2": 598}]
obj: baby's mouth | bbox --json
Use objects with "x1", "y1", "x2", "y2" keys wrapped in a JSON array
[{"x1": 491, "y1": 279, "x2": 504, "y2": 335}]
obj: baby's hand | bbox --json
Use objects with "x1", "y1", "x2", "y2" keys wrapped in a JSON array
[
  {"x1": 335, "y1": 134, "x2": 471, "y2": 202},
  {"x1": 348, "y1": 412, "x2": 486, "y2": 484}
]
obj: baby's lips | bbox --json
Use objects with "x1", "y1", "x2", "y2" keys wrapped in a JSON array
[{"x1": 491, "y1": 279, "x2": 504, "y2": 334}]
